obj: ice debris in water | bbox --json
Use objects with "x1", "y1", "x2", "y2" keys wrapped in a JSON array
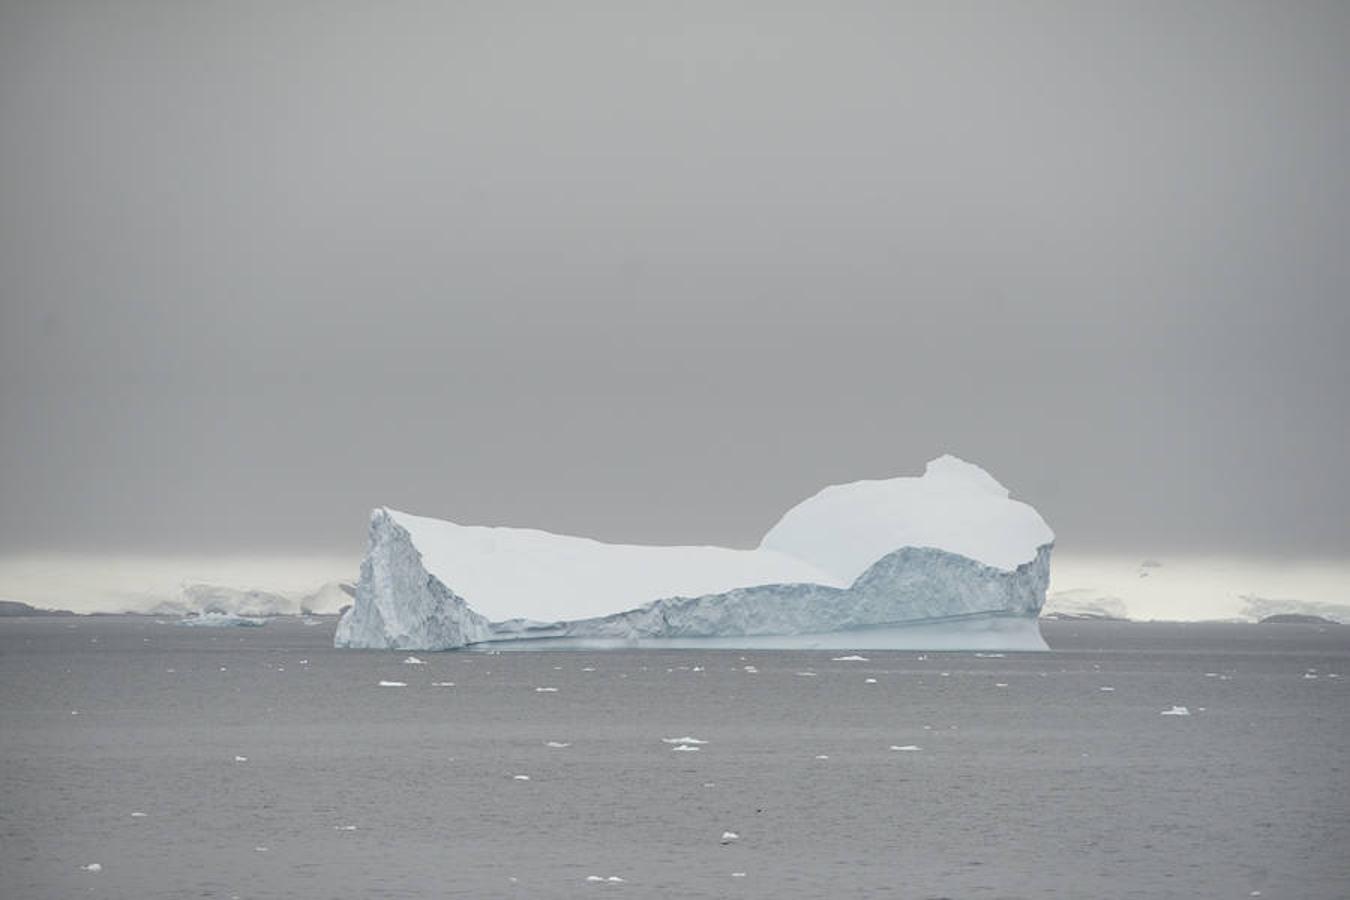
[
  {"x1": 832, "y1": 655, "x2": 869, "y2": 661},
  {"x1": 130, "y1": 811, "x2": 147, "y2": 818},
  {"x1": 1160, "y1": 706, "x2": 1190, "y2": 716},
  {"x1": 671, "y1": 745, "x2": 700, "y2": 752},
  {"x1": 334, "y1": 825, "x2": 357, "y2": 831},
  {"x1": 732, "y1": 872, "x2": 747, "y2": 878},
  {"x1": 535, "y1": 686, "x2": 559, "y2": 692},
  {"x1": 512, "y1": 774, "x2": 531, "y2": 781},
  {"x1": 890, "y1": 745, "x2": 921, "y2": 751},
  {"x1": 378, "y1": 680, "x2": 407, "y2": 687},
  {"x1": 815, "y1": 754, "x2": 829, "y2": 760},
  {"x1": 81, "y1": 863, "x2": 102, "y2": 873},
  {"x1": 721, "y1": 831, "x2": 739, "y2": 844},
  {"x1": 234, "y1": 755, "x2": 248, "y2": 762},
  {"x1": 742, "y1": 665, "x2": 758, "y2": 673},
  {"x1": 662, "y1": 736, "x2": 709, "y2": 745},
  {"x1": 431, "y1": 681, "x2": 455, "y2": 687},
  {"x1": 402, "y1": 656, "x2": 426, "y2": 665},
  {"x1": 864, "y1": 678, "x2": 878, "y2": 684},
  {"x1": 545, "y1": 741, "x2": 572, "y2": 748},
  {"x1": 1099, "y1": 686, "x2": 1115, "y2": 692}
]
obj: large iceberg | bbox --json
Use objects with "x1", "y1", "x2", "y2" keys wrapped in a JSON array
[{"x1": 334, "y1": 456, "x2": 1055, "y2": 651}]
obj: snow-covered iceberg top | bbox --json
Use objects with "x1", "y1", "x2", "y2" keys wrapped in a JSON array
[{"x1": 336, "y1": 456, "x2": 1055, "y2": 651}]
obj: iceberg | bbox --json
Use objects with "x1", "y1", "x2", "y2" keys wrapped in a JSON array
[{"x1": 334, "y1": 455, "x2": 1055, "y2": 651}]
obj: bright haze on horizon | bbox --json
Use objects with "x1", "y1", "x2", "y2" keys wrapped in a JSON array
[{"x1": 1, "y1": 2, "x2": 1347, "y2": 618}]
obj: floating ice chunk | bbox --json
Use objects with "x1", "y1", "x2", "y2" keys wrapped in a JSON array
[
  {"x1": 234, "y1": 755, "x2": 248, "y2": 762},
  {"x1": 402, "y1": 656, "x2": 426, "y2": 665},
  {"x1": 178, "y1": 612, "x2": 267, "y2": 627},
  {"x1": 1303, "y1": 672, "x2": 1318, "y2": 680},
  {"x1": 864, "y1": 678, "x2": 878, "y2": 684},
  {"x1": 732, "y1": 872, "x2": 747, "y2": 877},
  {"x1": 662, "y1": 736, "x2": 709, "y2": 745},
  {"x1": 796, "y1": 671, "x2": 817, "y2": 677},
  {"x1": 1160, "y1": 706, "x2": 1190, "y2": 716},
  {"x1": 586, "y1": 876, "x2": 605, "y2": 882},
  {"x1": 334, "y1": 825, "x2": 357, "y2": 831},
  {"x1": 545, "y1": 741, "x2": 572, "y2": 748},
  {"x1": 994, "y1": 682, "x2": 1008, "y2": 688},
  {"x1": 974, "y1": 652, "x2": 1006, "y2": 658},
  {"x1": 742, "y1": 665, "x2": 758, "y2": 673},
  {"x1": 255, "y1": 847, "x2": 269, "y2": 853},
  {"x1": 815, "y1": 754, "x2": 829, "y2": 760},
  {"x1": 607, "y1": 876, "x2": 625, "y2": 882},
  {"x1": 70, "y1": 710, "x2": 78, "y2": 716},
  {"x1": 81, "y1": 863, "x2": 102, "y2": 872},
  {"x1": 431, "y1": 681, "x2": 455, "y2": 687},
  {"x1": 889, "y1": 745, "x2": 921, "y2": 751},
  {"x1": 832, "y1": 655, "x2": 869, "y2": 661},
  {"x1": 671, "y1": 745, "x2": 700, "y2": 752},
  {"x1": 535, "y1": 686, "x2": 559, "y2": 692},
  {"x1": 721, "y1": 831, "x2": 739, "y2": 844},
  {"x1": 130, "y1": 811, "x2": 147, "y2": 817},
  {"x1": 378, "y1": 680, "x2": 407, "y2": 687},
  {"x1": 1099, "y1": 686, "x2": 1115, "y2": 692},
  {"x1": 512, "y1": 774, "x2": 531, "y2": 781}
]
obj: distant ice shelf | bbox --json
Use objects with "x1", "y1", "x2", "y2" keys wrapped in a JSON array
[{"x1": 334, "y1": 455, "x2": 1055, "y2": 651}]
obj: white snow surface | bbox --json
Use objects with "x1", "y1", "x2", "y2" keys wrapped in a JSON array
[
  {"x1": 384, "y1": 509, "x2": 841, "y2": 624},
  {"x1": 383, "y1": 455, "x2": 1050, "y2": 624},
  {"x1": 760, "y1": 455, "x2": 1053, "y2": 580}
]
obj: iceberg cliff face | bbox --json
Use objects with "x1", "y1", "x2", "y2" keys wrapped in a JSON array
[{"x1": 335, "y1": 456, "x2": 1055, "y2": 651}]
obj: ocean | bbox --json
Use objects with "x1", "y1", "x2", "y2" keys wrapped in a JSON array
[{"x1": 1, "y1": 616, "x2": 1346, "y2": 898}]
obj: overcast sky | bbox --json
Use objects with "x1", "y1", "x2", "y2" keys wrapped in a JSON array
[{"x1": 1, "y1": 1, "x2": 1347, "y2": 562}]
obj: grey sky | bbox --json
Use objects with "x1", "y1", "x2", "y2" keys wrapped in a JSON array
[{"x1": 1, "y1": 1, "x2": 1347, "y2": 560}]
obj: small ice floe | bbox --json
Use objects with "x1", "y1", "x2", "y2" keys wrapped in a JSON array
[
  {"x1": 70, "y1": 710, "x2": 79, "y2": 716},
  {"x1": 431, "y1": 681, "x2": 455, "y2": 687},
  {"x1": 691, "y1": 666, "x2": 704, "y2": 672},
  {"x1": 796, "y1": 671, "x2": 817, "y2": 677},
  {"x1": 535, "y1": 686, "x2": 559, "y2": 692},
  {"x1": 994, "y1": 682, "x2": 1009, "y2": 688},
  {"x1": 864, "y1": 678, "x2": 878, "y2": 684},
  {"x1": 940, "y1": 672, "x2": 951, "y2": 677},
  {"x1": 721, "y1": 831, "x2": 739, "y2": 844},
  {"x1": 1099, "y1": 686, "x2": 1115, "y2": 692},
  {"x1": 671, "y1": 745, "x2": 700, "y2": 752},
  {"x1": 607, "y1": 877, "x2": 625, "y2": 882},
  {"x1": 334, "y1": 825, "x2": 357, "y2": 831},
  {"x1": 80, "y1": 863, "x2": 102, "y2": 873},
  {"x1": 234, "y1": 755, "x2": 248, "y2": 762},
  {"x1": 254, "y1": 846, "x2": 269, "y2": 853},
  {"x1": 586, "y1": 875, "x2": 605, "y2": 882},
  {"x1": 178, "y1": 613, "x2": 267, "y2": 627},
  {"x1": 1160, "y1": 706, "x2": 1190, "y2": 716},
  {"x1": 402, "y1": 656, "x2": 426, "y2": 665},
  {"x1": 889, "y1": 745, "x2": 921, "y2": 752},
  {"x1": 512, "y1": 774, "x2": 531, "y2": 781},
  {"x1": 545, "y1": 741, "x2": 572, "y2": 748},
  {"x1": 974, "y1": 652, "x2": 1006, "y2": 658},
  {"x1": 832, "y1": 655, "x2": 868, "y2": 662},
  {"x1": 130, "y1": 811, "x2": 147, "y2": 818},
  {"x1": 732, "y1": 872, "x2": 747, "y2": 878},
  {"x1": 299, "y1": 659, "x2": 309, "y2": 665},
  {"x1": 742, "y1": 665, "x2": 758, "y2": 674},
  {"x1": 1204, "y1": 672, "x2": 1219, "y2": 678},
  {"x1": 814, "y1": 754, "x2": 829, "y2": 760},
  {"x1": 582, "y1": 666, "x2": 596, "y2": 672},
  {"x1": 1303, "y1": 672, "x2": 1319, "y2": 680},
  {"x1": 662, "y1": 736, "x2": 709, "y2": 745},
  {"x1": 378, "y1": 680, "x2": 407, "y2": 687}
]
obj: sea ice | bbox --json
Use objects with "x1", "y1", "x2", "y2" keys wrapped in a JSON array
[
  {"x1": 402, "y1": 656, "x2": 425, "y2": 665},
  {"x1": 177, "y1": 612, "x2": 267, "y2": 627},
  {"x1": 335, "y1": 456, "x2": 1055, "y2": 651},
  {"x1": 81, "y1": 863, "x2": 102, "y2": 872},
  {"x1": 377, "y1": 680, "x2": 407, "y2": 687},
  {"x1": 661, "y1": 736, "x2": 709, "y2": 745},
  {"x1": 671, "y1": 745, "x2": 701, "y2": 752},
  {"x1": 890, "y1": 745, "x2": 921, "y2": 751},
  {"x1": 721, "y1": 831, "x2": 739, "y2": 844},
  {"x1": 833, "y1": 655, "x2": 869, "y2": 661},
  {"x1": 544, "y1": 741, "x2": 571, "y2": 748},
  {"x1": 1160, "y1": 706, "x2": 1190, "y2": 716}
]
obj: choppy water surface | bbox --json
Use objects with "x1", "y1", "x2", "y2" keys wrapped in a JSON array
[{"x1": 2, "y1": 617, "x2": 1347, "y2": 898}]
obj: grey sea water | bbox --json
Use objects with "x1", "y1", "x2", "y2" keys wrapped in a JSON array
[{"x1": 1, "y1": 617, "x2": 1346, "y2": 899}]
